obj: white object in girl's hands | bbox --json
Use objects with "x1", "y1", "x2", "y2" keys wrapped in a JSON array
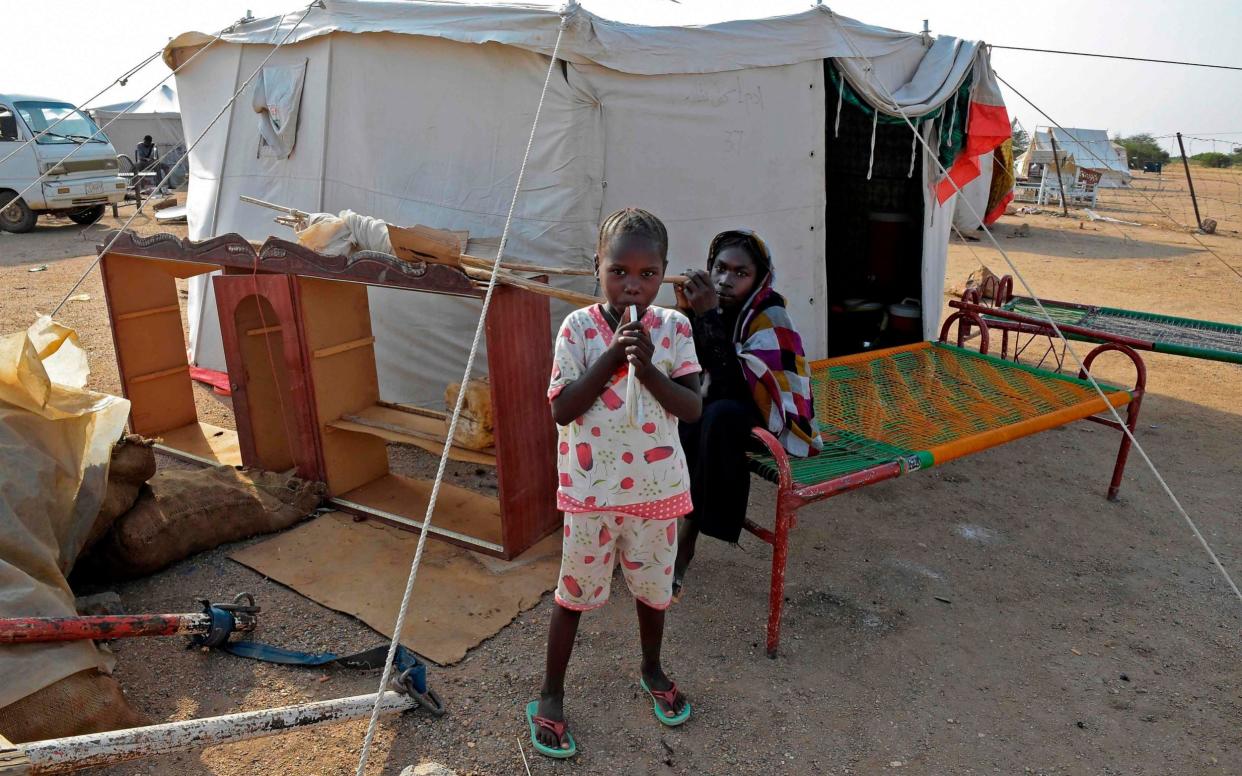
[{"x1": 625, "y1": 305, "x2": 643, "y2": 427}]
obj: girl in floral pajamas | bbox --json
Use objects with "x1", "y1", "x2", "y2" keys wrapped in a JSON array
[{"x1": 526, "y1": 208, "x2": 702, "y2": 758}]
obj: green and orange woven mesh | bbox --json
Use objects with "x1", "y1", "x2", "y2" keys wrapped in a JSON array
[
  {"x1": 749, "y1": 342, "x2": 1133, "y2": 487},
  {"x1": 1001, "y1": 297, "x2": 1242, "y2": 364}
]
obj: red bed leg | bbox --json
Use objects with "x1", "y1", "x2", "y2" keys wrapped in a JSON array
[
  {"x1": 1107, "y1": 396, "x2": 1142, "y2": 501},
  {"x1": 1080, "y1": 342, "x2": 1146, "y2": 501},
  {"x1": 765, "y1": 493, "x2": 795, "y2": 658}
]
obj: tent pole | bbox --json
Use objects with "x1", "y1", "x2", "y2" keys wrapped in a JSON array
[
  {"x1": 1047, "y1": 131, "x2": 1069, "y2": 216},
  {"x1": 1175, "y1": 132, "x2": 1204, "y2": 231},
  {"x1": 9, "y1": 691, "x2": 417, "y2": 774}
]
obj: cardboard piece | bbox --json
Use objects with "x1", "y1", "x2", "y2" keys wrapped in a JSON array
[{"x1": 230, "y1": 512, "x2": 560, "y2": 664}]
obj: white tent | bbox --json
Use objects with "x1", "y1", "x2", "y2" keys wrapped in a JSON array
[
  {"x1": 1030, "y1": 128, "x2": 1132, "y2": 188},
  {"x1": 166, "y1": 1, "x2": 1009, "y2": 405},
  {"x1": 92, "y1": 84, "x2": 184, "y2": 161}
]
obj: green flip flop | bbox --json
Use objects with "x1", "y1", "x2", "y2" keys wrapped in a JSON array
[
  {"x1": 640, "y1": 677, "x2": 692, "y2": 726},
  {"x1": 525, "y1": 700, "x2": 577, "y2": 758}
]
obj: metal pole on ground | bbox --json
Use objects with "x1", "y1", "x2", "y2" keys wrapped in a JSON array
[
  {"x1": 7, "y1": 692, "x2": 418, "y2": 774},
  {"x1": 1047, "y1": 130, "x2": 1070, "y2": 216},
  {"x1": 1176, "y1": 132, "x2": 1205, "y2": 231}
]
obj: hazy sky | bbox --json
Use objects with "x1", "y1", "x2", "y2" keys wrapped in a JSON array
[{"x1": 7, "y1": 1, "x2": 1241, "y2": 156}]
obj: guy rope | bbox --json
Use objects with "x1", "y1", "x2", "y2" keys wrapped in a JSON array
[{"x1": 352, "y1": 7, "x2": 574, "y2": 774}]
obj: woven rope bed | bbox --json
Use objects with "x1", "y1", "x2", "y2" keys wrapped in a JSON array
[
  {"x1": 741, "y1": 330, "x2": 1144, "y2": 656},
  {"x1": 749, "y1": 341, "x2": 1133, "y2": 486},
  {"x1": 1001, "y1": 297, "x2": 1242, "y2": 364}
]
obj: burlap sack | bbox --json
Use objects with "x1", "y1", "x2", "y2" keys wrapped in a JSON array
[
  {"x1": 78, "y1": 466, "x2": 325, "y2": 581},
  {"x1": 0, "y1": 669, "x2": 147, "y2": 744},
  {"x1": 83, "y1": 435, "x2": 156, "y2": 556}
]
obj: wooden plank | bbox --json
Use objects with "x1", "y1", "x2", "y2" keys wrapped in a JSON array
[
  {"x1": 157, "y1": 422, "x2": 242, "y2": 466},
  {"x1": 339, "y1": 473, "x2": 504, "y2": 547},
  {"x1": 329, "y1": 405, "x2": 497, "y2": 467},
  {"x1": 116, "y1": 304, "x2": 180, "y2": 322},
  {"x1": 128, "y1": 365, "x2": 188, "y2": 385},
  {"x1": 245, "y1": 325, "x2": 283, "y2": 336},
  {"x1": 312, "y1": 336, "x2": 375, "y2": 359},
  {"x1": 486, "y1": 283, "x2": 558, "y2": 558}
]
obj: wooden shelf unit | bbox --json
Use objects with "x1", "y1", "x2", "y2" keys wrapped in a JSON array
[
  {"x1": 98, "y1": 230, "x2": 558, "y2": 559},
  {"x1": 98, "y1": 245, "x2": 243, "y2": 468}
]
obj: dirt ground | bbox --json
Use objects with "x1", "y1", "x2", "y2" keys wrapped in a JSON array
[{"x1": 2, "y1": 169, "x2": 1242, "y2": 775}]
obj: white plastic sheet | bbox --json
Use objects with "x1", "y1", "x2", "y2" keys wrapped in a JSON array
[
  {"x1": 252, "y1": 60, "x2": 307, "y2": 159},
  {"x1": 0, "y1": 318, "x2": 129, "y2": 710}
]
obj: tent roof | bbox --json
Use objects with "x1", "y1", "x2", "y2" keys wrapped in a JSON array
[
  {"x1": 93, "y1": 84, "x2": 179, "y2": 115},
  {"x1": 164, "y1": 1, "x2": 959, "y2": 77},
  {"x1": 1034, "y1": 128, "x2": 1129, "y2": 175}
]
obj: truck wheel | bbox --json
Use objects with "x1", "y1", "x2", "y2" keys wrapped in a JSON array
[
  {"x1": 68, "y1": 205, "x2": 106, "y2": 226},
  {"x1": 0, "y1": 193, "x2": 37, "y2": 233}
]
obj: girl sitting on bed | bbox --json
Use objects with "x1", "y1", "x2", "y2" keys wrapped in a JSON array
[{"x1": 672, "y1": 228, "x2": 822, "y2": 598}]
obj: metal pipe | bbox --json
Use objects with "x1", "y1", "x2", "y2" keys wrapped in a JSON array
[
  {"x1": 19, "y1": 691, "x2": 416, "y2": 774},
  {"x1": 1176, "y1": 132, "x2": 1204, "y2": 230},
  {"x1": 0, "y1": 606, "x2": 256, "y2": 645},
  {"x1": 0, "y1": 614, "x2": 205, "y2": 644}
]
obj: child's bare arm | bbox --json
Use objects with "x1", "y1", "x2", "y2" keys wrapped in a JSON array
[{"x1": 644, "y1": 371, "x2": 701, "y2": 422}]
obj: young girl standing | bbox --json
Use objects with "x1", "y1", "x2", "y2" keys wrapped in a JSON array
[{"x1": 527, "y1": 208, "x2": 702, "y2": 758}]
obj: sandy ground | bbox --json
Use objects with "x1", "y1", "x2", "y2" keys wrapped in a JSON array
[{"x1": 2, "y1": 170, "x2": 1242, "y2": 775}]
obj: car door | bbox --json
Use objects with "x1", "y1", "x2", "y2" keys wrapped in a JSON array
[{"x1": 0, "y1": 104, "x2": 38, "y2": 193}]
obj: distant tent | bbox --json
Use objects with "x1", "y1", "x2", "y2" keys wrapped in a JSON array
[
  {"x1": 1015, "y1": 144, "x2": 1077, "y2": 180},
  {"x1": 1027, "y1": 128, "x2": 1131, "y2": 187},
  {"x1": 92, "y1": 85, "x2": 187, "y2": 184}
]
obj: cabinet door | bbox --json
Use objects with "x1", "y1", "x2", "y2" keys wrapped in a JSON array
[{"x1": 214, "y1": 273, "x2": 323, "y2": 482}]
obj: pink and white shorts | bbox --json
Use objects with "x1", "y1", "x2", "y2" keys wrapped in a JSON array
[{"x1": 555, "y1": 511, "x2": 678, "y2": 611}]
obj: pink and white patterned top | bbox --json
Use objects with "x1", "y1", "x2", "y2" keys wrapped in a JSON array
[{"x1": 548, "y1": 304, "x2": 701, "y2": 519}]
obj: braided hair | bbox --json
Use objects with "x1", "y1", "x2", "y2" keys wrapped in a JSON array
[{"x1": 597, "y1": 207, "x2": 669, "y2": 262}]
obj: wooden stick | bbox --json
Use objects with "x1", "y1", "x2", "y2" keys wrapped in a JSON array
[
  {"x1": 464, "y1": 266, "x2": 601, "y2": 307},
  {"x1": 459, "y1": 253, "x2": 592, "y2": 277},
  {"x1": 461, "y1": 253, "x2": 686, "y2": 284}
]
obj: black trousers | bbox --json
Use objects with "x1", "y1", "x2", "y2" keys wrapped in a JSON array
[{"x1": 679, "y1": 398, "x2": 759, "y2": 543}]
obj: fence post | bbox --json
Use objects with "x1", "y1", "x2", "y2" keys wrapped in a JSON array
[{"x1": 1176, "y1": 132, "x2": 1204, "y2": 231}]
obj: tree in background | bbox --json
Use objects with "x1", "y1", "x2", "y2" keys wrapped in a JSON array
[
  {"x1": 1011, "y1": 119, "x2": 1029, "y2": 155},
  {"x1": 1114, "y1": 133, "x2": 1171, "y2": 168},
  {"x1": 1190, "y1": 152, "x2": 1232, "y2": 168}
]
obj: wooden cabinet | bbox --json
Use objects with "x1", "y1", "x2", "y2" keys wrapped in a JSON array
[{"x1": 99, "y1": 231, "x2": 558, "y2": 559}]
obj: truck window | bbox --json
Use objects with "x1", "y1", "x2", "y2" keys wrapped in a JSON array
[
  {"x1": 13, "y1": 101, "x2": 106, "y2": 144},
  {"x1": 0, "y1": 107, "x2": 18, "y2": 141}
]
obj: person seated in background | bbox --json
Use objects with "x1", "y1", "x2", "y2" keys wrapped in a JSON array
[
  {"x1": 134, "y1": 135, "x2": 171, "y2": 193},
  {"x1": 672, "y1": 229, "x2": 823, "y2": 599}
]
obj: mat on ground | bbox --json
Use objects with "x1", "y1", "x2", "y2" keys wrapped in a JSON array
[{"x1": 230, "y1": 513, "x2": 560, "y2": 664}]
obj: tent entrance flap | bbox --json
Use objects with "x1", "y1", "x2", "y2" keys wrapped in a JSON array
[{"x1": 824, "y1": 60, "x2": 926, "y2": 357}]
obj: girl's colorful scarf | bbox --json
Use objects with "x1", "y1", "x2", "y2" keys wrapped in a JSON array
[{"x1": 713, "y1": 230, "x2": 823, "y2": 458}]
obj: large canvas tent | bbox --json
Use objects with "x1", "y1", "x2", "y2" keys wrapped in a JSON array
[
  {"x1": 166, "y1": 1, "x2": 1010, "y2": 405},
  {"x1": 92, "y1": 84, "x2": 188, "y2": 188},
  {"x1": 92, "y1": 84, "x2": 184, "y2": 161}
]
